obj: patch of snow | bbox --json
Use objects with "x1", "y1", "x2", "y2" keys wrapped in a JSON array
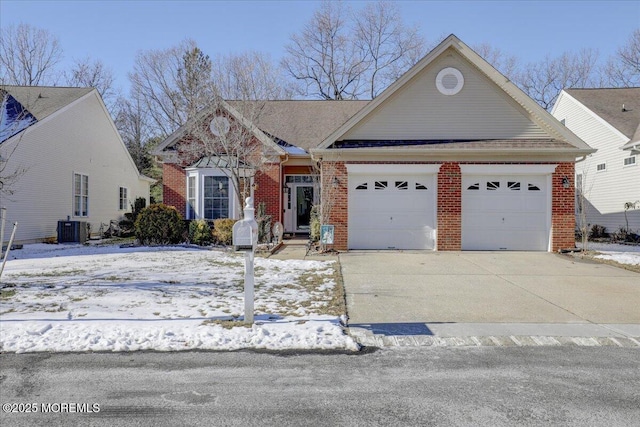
[
  {"x1": 577, "y1": 241, "x2": 640, "y2": 266},
  {"x1": 0, "y1": 244, "x2": 358, "y2": 353}
]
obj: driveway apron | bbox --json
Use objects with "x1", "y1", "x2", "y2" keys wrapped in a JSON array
[{"x1": 340, "y1": 251, "x2": 640, "y2": 342}]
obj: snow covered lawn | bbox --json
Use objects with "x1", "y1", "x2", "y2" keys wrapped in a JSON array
[
  {"x1": 578, "y1": 242, "x2": 640, "y2": 266},
  {"x1": 0, "y1": 244, "x2": 358, "y2": 353}
]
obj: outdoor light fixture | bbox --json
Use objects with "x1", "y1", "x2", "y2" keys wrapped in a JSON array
[
  {"x1": 562, "y1": 176, "x2": 570, "y2": 188},
  {"x1": 332, "y1": 177, "x2": 340, "y2": 187}
]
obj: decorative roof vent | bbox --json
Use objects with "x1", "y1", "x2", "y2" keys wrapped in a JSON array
[
  {"x1": 436, "y1": 67, "x2": 464, "y2": 96},
  {"x1": 210, "y1": 116, "x2": 230, "y2": 136}
]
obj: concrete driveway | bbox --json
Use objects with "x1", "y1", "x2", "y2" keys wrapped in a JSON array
[{"x1": 340, "y1": 251, "x2": 640, "y2": 339}]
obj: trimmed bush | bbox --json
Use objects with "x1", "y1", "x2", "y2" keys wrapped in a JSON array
[
  {"x1": 589, "y1": 224, "x2": 608, "y2": 239},
  {"x1": 189, "y1": 219, "x2": 213, "y2": 246},
  {"x1": 135, "y1": 204, "x2": 185, "y2": 245},
  {"x1": 213, "y1": 218, "x2": 237, "y2": 245}
]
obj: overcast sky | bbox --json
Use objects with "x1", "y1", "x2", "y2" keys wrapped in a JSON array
[{"x1": 2, "y1": 0, "x2": 639, "y2": 94}]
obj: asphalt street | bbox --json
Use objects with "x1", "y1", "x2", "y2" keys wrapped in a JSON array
[{"x1": 1, "y1": 348, "x2": 639, "y2": 427}]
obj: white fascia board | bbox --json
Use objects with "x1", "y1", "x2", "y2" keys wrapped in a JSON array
[
  {"x1": 346, "y1": 164, "x2": 442, "y2": 175},
  {"x1": 460, "y1": 164, "x2": 558, "y2": 175}
]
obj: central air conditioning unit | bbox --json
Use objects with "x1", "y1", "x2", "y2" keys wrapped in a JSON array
[{"x1": 57, "y1": 221, "x2": 89, "y2": 243}]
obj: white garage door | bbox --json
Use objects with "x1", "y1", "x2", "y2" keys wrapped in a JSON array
[
  {"x1": 462, "y1": 175, "x2": 550, "y2": 251},
  {"x1": 348, "y1": 173, "x2": 436, "y2": 250}
]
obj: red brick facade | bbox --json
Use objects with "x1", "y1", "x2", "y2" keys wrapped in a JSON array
[
  {"x1": 321, "y1": 161, "x2": 349, "y2": 249},
  {"x1": 551, "y1": 162, "x2": 576, "y2": 251},
  {"x1": 437, "y1": 163, "x2": 462, "y2": 250},
  {"x1": 322, "y1": 161, "x2": 576, "y2": 252},
  {"x1": 254, "y1": 163, "x2": 281, "y2": 223},
  {"x1": 162, "y1": 163, "x2": 187, "y2": 216}
]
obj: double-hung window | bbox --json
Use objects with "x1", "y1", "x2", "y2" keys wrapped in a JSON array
[
  {"x1": 203, "y1": 176, "x2": 229, "y2": 220},
  {"x1": 74, "y1": 173, "x2": 89, "y2": 217},
  {"x1": 119, "y1": 187, "x2": 128, "y2": 210}
]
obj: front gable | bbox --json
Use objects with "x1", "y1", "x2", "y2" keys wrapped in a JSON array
[
  {"x1": 316, "y1": 34, "x2": 591, "y2": 157},
  {"x1": 341, "y1": 47, "x2": 549, "y2": 142}
]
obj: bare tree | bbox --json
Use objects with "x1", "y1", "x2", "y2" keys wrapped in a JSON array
[
  {"x1": 515, "y1": 49, "x2": 600, "y2": 110},
  {"x1": 282, "y1": 0, "x2": 367, "y2": 100},
  {"x1": 604, "y1": 29, "x2": 640, "y2": 87},
  {"x1": 66, "y1": 57, "x2": 118, "y2": 113},
  {"x1": 283, "y1": 1, "x2": 424, "y2": 100},
  {"x1": 129, "y1": 39, "x2": 214, "y2": 137},
  {"x1": 115, "y1": 94, "x2": 153, "y2": 171},
  {"x1": 212, "y1": 51, "x2": 295, "y2": 100},
  {"x1": 473, "y1": 42, "x2": 520, "y2": 79},
  {"x1": 0, "y1": 23, "x2": 63, "y2": 86},
  {"x1": 354, "y1": 1, "x2": 424, "y2": 98},
  {"x1": 176, "y1": 55, "x2": 289, "y2": 219}
]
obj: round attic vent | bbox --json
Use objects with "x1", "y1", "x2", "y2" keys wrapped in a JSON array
[
  {"x1": 210, "y1": 116, "x2": 230, "y2": 136},
  {"x1": 436, "y1": 67, "x2": 464, "y2": 95}
]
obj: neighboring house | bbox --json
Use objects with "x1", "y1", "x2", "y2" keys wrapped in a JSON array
[
  {"x1": 155, "y1": 35, "x2": 593, "y2": 252},
  {"x1": 0, "y1": 86, "x2": 152, "y2": 244},
  {"x1": 552, "y1": 88, "x2": 640, "y2": 234}
]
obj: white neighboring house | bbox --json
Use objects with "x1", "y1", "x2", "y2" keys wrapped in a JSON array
[
  {"x1": 0, "y1": 86, "x2": 152, "y2": 244},
  {"x1": 552, "y1": 88, "x2": 640, "y2": 235}
]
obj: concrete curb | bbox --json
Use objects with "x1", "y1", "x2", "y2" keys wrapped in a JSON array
[{"x1": 347, "y1": 323, "x2": 640, "y2": 348}]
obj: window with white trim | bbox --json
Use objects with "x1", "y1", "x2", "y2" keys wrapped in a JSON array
[
  {"x1": 624, "y1": 156, "x2": 636, "y2": 166},
  {"x1": 74, "y1": 173, "x2": 89, "y2": 217},
  {"x1": 203, "y1": 176, "x2": 229, "y2": 220},
  {"x1": 119, "y1": 187, "x2": 128, "y2": 210},
  {"x1": 187, "y1": 176, "x2": 196, "y2": 219},
  {"x1": 596, "y1": 163, "x2": 606, "y2": 172}
]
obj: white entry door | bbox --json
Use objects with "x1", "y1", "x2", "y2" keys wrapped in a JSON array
[
  {"x1": 462, "y1": 175, "x2": 550, "y2": 250},
  {"x1": 348, "y1": 174, "x2": 436, "y2": 250}
]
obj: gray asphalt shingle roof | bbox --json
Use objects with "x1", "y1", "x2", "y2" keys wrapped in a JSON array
[
  {"x1": 1, "y1": 85, "x2": 94, "y2": 121},
  {"x1": 228, "y1": 100, "x2": 369, "y2": 151},
  {"x1": 567, "y1": 88, "x2": 640, "y2": 141}
]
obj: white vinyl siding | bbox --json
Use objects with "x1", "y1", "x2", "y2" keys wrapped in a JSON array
[
  {"x1": 1, "y1": 91, "x2": 150, "y2": 243},
  {"x1": 552, "y1": 92, "x2": 640, "y2": 232},
  {"x1": 342, "y1": 49, "x2": 550, "y2": 141}
]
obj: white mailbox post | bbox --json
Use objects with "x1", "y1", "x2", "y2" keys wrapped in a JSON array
[{"x1": 232, "y1": 197, "x2": 258, "y2": 324}]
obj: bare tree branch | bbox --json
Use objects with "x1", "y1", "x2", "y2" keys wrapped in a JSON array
[
  {"x1": 0, "y1": 23, "x2": 63, "y2": 86},
  {"x1": 129, "y1": 39, "x2": 214, "y2": 137},
  {"x1": 66, "y1": 57, "x2": 119, "y2": 113},
  {"x1": 514, "y1": 49, "x2": 600, "y2": 110},
  {"x1": 604, "y1": 28, "x2": 640, "y2": 87}
]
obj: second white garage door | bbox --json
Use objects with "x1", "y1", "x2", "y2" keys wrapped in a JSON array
[
  {"x1": 348, "y1": 171, "x2": 436, "y2": 250},
  {"x1": 462, "y1": 173, "x2": 551, "y2": 251}
]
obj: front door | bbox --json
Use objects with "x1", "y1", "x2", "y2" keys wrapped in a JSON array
[{"x1": 295, "y1": 185, "x2": 314, "y2": 232}]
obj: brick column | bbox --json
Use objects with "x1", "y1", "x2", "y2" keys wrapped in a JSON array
[
  {"x1": 552, "y1": 162, "x2": 576, "y2": 251},
  {"x1": 322, "y1": 161, "x2": 348, "y2": 250},
  {"x1": 437, "y1": 162, "x2": 461, "y2": 251}
]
